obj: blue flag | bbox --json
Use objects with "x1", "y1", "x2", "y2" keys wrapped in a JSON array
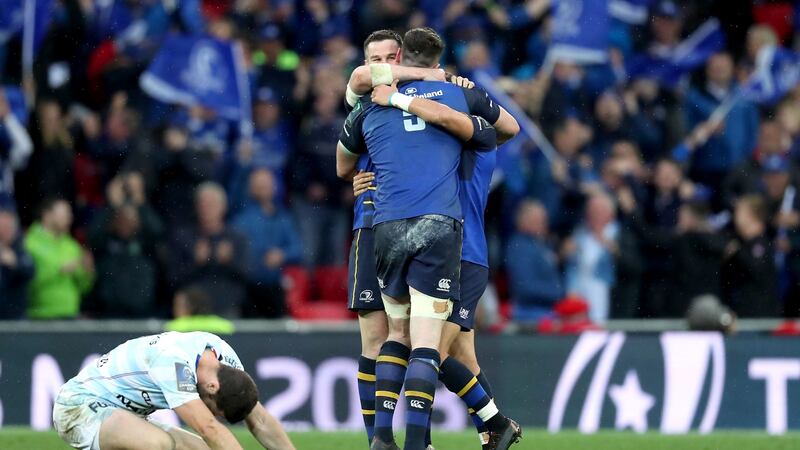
[
  {"x1": 549, "y1": 0, "x2": 610, "y2": 64},
  {"x1": 140, "y1": 35, "x2": 252, "y2": 132},
  {"x1": 21, "y1": 0, "x2": 55, "y2": 74},
  {"x1": 608, "y1": 0, "x2": 654, "y2": 25},
  {"x1": 626, "y1": 19, "x2": 725, "y2": 87},
  {"x1": 741, "y1": 45, "x2": 800, "y2": 105},
  {"x1": 0, "y1": 0, "x2": 24, "y2": 44},
  {"x1": 3, "y1": 86, "x2": 28, "y2": 124}
]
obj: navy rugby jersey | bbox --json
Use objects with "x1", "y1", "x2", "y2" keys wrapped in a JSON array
[
  {"x1": 459, "y1": 150, "x2": 496, "y2": 268},
  {"x1": 339, "y1": 81, "x2": 499, "y2": 226},
  {"x1": 352, "y1": 154, "x2": 376, "y2": 230}
]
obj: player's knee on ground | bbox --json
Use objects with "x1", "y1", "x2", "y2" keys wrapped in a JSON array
[{"x1": 409, "y1": 289, "x2": 453, "y2": 320}]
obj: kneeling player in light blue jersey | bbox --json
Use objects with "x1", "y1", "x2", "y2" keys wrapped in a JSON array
[{"x1": 53, "y1": 331, "x2": 294, "y2": 450}]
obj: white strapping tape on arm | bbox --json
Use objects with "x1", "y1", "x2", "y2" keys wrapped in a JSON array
[
  {"x1": 388, "y1": 93, "x2": 413, "y2": 112},
  {"x1": 370, "y1": 63, "x2": 394, "y2": 86},
  {"x1": 345, "y1": 84, "x2": 361, "y2": 107}
]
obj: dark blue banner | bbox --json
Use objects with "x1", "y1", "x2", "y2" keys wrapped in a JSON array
[
  {"x1": 140, "y1": 35, "x2": 252, "y2": 125},
  {"x1": 627, "y1": 19, "x2": 725, "y2": 87},
  {"x1": 549, "y1": 0, "x2": 610, "y2": 64},
  {"x1": 742, "y1": 45, "x2": 800, "y2": 105}
]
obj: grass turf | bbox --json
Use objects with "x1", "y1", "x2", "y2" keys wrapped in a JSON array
[{"x1": 0, "y1": 428, "x2": 798, "y2": 449}]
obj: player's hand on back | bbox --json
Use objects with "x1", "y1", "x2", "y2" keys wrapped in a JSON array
[
  {"x1": 447, "y1": 73, "x2": 474, "y2": 89},
  {"x1": 371, "y1": 80, "x2": 399, "y2": 106},
  {"x1": 353, "y1": 171, "x2": 375, "y2": 197}
]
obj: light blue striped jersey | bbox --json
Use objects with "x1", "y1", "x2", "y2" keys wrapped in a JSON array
[{"x1": 60, "y1": 332, "x2": 243, "y2": 414}]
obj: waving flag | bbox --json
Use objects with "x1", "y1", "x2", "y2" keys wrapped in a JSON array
[
  {"x1": 140, "y1": 35, "x2": 252, "y2": 133},
  {"x1": 548, "y1": 0, "x2": 610, "y2": 64},
  {"x1": 626, "y1": 19, "x2": 725, "y2": 87},
  {"x1": 741, "y1": 45, "x2": 800, "y2": 105},
  {"x1": 608, "y1": 0, "x2": 654, "y2": 25},
  {"x1": 0, "y1": 1, "x2": 24, "y2": 44},
  {"x1": 22, "y1": 0, "x2": 55, "y2": 74}
]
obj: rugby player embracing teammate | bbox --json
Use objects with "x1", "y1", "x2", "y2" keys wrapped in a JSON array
[
  {"x1": 341, "y1": 29, "x2": 456, "y2": 447},
  {"x1": 337, "y1": 28, "x2": 520, "y2": 450}
]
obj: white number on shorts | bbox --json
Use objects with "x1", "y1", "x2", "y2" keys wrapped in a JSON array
[{"x1": 403, "y1": 111, "x2": 426, "y2": 132}]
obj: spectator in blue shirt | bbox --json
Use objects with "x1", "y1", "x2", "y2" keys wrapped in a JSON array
[
  {"x1": 228, "y1": 87, "x2": 292, "y2": 214},
  {"x1": 232, "y1": 168, "x2": 302, "y2": 318},
  {"x1": 505, "y1": 200, "x2": 564, "y2": 325},
  {"x1": 684, "y1": 52, "x2": 760, "y2": 191}
]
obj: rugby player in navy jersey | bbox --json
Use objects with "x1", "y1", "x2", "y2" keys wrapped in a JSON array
[
  {"x1": 336, "y1": 28, "x2": 520, "y2": 450},
  {"x1": 342, "y1": 30, "x2": 455, "y2": 447},
  {"x1": 341, "y1": 30, "x2": 504, "y2": 449}
]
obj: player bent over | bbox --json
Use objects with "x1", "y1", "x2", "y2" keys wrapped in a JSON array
[{"x1": 53, "y1": 331, "x2": 295, "y2": 450}]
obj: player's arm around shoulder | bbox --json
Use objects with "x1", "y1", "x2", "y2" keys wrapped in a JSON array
[
  {"x1": 336, "y1": 101, "x2": 367, "y2": 179},
  {"x1": 245, "y1": 402, "x2": 297, "y2": 450},
  {"x1": 461, "y1": 84, "x2": 519, "y2": 144},
  {"x1": 372, "y1": 80, "x2": 474, "y2": 141},
  {"x1": 174, "y1": 399, "x2": 244, "y2": 450}
]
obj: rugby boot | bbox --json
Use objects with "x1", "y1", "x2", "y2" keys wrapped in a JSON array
[{"x1": 486, "y1": 418, "x2": 522, "y2": 450}]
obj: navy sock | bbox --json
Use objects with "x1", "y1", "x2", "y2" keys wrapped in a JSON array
[
  {"x1": 374, "y1": 341, "x2": 410, "y2": 443},
  {"x1": 403, "y1": 347, "x2": 440, "y2": 450},
  {"x1": 440, "y1": 358, "x2": 506, "y2": 433},
  {"x1": 477, "y1": 371, "x2": 494, "y2": 399},
  {"x1": 357, "y1": 356, "x2": 377, "y2": 444},
  {"x1": 425, "y1": 414, "x2": 432, "y2": 447}
]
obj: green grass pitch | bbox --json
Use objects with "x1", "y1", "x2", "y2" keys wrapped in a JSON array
[{"x1": 1, "y1": 428, "x2": 799, "y2": 450}]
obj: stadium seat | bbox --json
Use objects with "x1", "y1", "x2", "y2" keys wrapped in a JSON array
[
  {"x1": 313, "y1": 266, "x2": 348, "y2": 303},
  {"x1": 283, "y1": 266, "x2": 311, "y2": 317},
  {"x1": 283, "y1": 265, "x2": 354, "y2": 320}
]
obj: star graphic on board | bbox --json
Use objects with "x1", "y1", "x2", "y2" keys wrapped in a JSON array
[{"x1": 608, "y1": 370, "x2": 655, "y2": 433}]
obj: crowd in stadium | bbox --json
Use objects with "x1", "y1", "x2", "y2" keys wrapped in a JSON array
[{"x1": 0, "y1": 0, "x2": 799, "y2": 327}]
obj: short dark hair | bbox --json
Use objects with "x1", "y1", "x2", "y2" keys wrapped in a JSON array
[
  {"x1": 363, "y1": 29, "x2": 403, "y2": 53},
  {"x1": 38, "y1": 197, "x2": 66, "y2": 219},
  {"x1": 738, "y1": 194, "x2": 768, "y2": 224},
  {"x1": 402, "y1": 27, "x2": 444, "y2": 68},
  {"x1": 216, "y1": 365, "x2": 259, "y2": 423},
  {"x1": 177, "y1": 285, "x2": 213, "y2": 315}
]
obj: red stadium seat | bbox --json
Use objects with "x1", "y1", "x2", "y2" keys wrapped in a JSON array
[
  {"x1": 283, "y1": 265, "x2": 354, "y2": 320},
  {"x1": 313, "y1": 265, "x2": 348, "y2": 303},
  {"x1": 282, "y1": 266, "x2": 311, "y2": 318}
]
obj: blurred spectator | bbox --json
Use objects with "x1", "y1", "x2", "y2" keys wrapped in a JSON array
[
  {"x1": 0, "y1": 89, "x2": 33, "y2": 204},
  {"x1": 723, "y1": 120, "x2": 795, "y2": 208},
  {"x1": 290, "y1": 90, "x2": 349, "y2": 268},
  {"x1": 564, "y1": 193, "x2": 619, "y2": 323},
  {"x1": 590, "y1": 91, "x2": 660, "y2": 165},
  {"x1": 683, "y1": 53, "x2": 760, "y2": 192},
  {"x1": 232, "y1": 168, "x2": 302, "y2": 318},
  {"x1": 17, "y1": 101, "x2": 76, "y2": 222},
  {"x1": 87, "y1": 173, "x2": 164, "y2": 318},
  {"x1": 648, "y1": 1, "x2": 683, "y2": 58},
  {"x1": 526, "y1": 116, "x2": 594, "y2": 230},
  {"x1": 25, "y1": 199, "x2": 95, "y2": 319},
  {"x1": 90, "y1": 93, "x2": 142, "y2": 182},
  {"x1": 147, "y1": 114, "x2": 216, "y2": 227},
  {"x1": 722, "y1": 195, "x2": 779, "y2": 317},
  {"x1": 165, "y1": 285, "x2": 235, "y2": 335},
  {"x1": 166, "y1": 182, "x2": 248, "y2": 317},
  {"x1": 505, "y1": 200, "x2": 563, "y2": 324},
  {"x1": 229, "y1": 87, "x2": 293, "y2": 213},
  {"x1": 0, "y1": 206, "x2": 34, "y2": 319},
  {"x1": 622, "y1": 192, "x2": 727, "y2": 317}
]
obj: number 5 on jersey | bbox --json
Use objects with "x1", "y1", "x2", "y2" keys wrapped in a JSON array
[{"x1": 403, "y1": 111, "x2": 426, "y2": 132}]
